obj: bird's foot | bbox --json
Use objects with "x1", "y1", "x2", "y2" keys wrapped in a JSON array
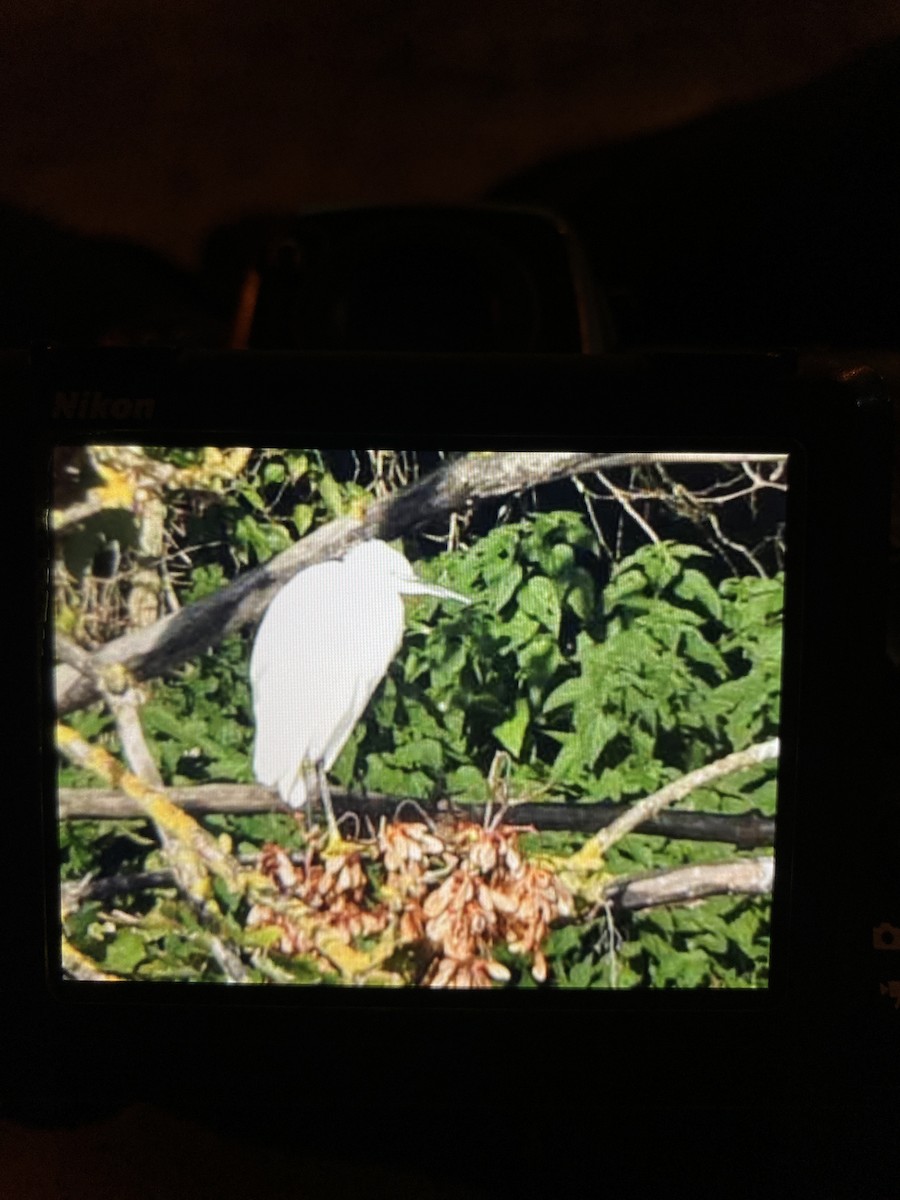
[
  {"x1": 296, "y1": 814, "x2": 358, "y2": 859},
  {"x1": 321, "y1": 827, "x2": 361, "y2": 858}
]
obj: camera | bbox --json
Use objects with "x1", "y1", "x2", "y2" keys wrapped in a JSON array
[
  {"x1": 225, "y1": 203, "x2": 612, "y2": 353},
  {"x1": 6, "y1": 209, "x2": 897, "y2": 1134}
]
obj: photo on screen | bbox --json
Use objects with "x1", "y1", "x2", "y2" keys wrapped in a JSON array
[{"x1": 51, "y1": 446, "x2": 787, "y2": 989}]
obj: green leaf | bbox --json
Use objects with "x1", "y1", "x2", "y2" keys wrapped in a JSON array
[
  {"x1": 497, "y1": 608, "x2": 540, "y2": 650},
  {"x1": 519, "y1": 576, "x2": 562, "y2": 637},
  {"x1": 492, "y1": 698, "x2": 530, "y2": 759},
  {"x1": 292, "y1": 504, "x2": 314, "y2": 536},
  {"x1": 285, "y1": 452, "x2": 309, "y2": 482},
  {"x1": 185, "y1": 564, "x2": 227, "y2": 601},
  {"x1": 543, "y1": 674, "x2": 587, "y2": 714},
  {"x1": 569, "y1": 958, "x2": 594, "y2": 988},
  {"x1": 679, "y1": 626, "x2": 726, "y2": 672},
  {"x1": 388, "y1": 737, "x2": 444, "y2": 771},
  {"x1": 104, "y1": 929, "x2": 147, "y2": 974},
  {"x1": 482, "y1": 560, "x2": 524, "y2": 612},
  {"x1": 563, "y1": 567, "x2": 597, "y2": 621},
  {"x1": 544, "y1": 924, "x2": 582, "y2": 957},
  {"x1": 318, "y1": 472, "x2": 344, "y2": 517},
  {"x1": 234, "y1": 514, "x2": 284, "y2": 562},
  {"x1": 243, "y1": 925, "x2": 286, "y2": 950},
  {"x1": 675, "y1": 568, "x2": 723, "y2": 620},
  {"x1": 603, "y1": 567, "x2": 647, "y2": 611},
  {"x1": 445, "y1": 765, "x2": 488, "y2": 800}
]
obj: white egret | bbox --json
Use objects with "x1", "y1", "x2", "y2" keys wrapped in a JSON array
[{"x1": 250, "y1": 538, "x2": 470, "y2": 839}]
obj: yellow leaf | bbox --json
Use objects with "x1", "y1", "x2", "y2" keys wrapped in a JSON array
[{"x1": 90, "y1": 464, "x2": 135, "y2": 509}]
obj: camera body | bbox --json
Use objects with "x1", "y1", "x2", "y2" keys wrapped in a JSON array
[
  {"x1": 227, "y1": 204, "x2": 612, "y2": 353},
  {"x1": 8, "y1": 342, "x2": 898, "y2": 1128}
]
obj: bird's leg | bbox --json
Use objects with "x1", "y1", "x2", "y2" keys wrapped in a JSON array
[
  {"x1": 315, "y1": 762, "x2": 340, "y2": 847},
  {"x1": 292, "y1": 808, "x2": 309, "y2": 843}
]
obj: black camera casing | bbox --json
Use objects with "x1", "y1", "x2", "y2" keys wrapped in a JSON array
[{"x1": 8, "y1": 346, "x2": 897, "y2": 1131}]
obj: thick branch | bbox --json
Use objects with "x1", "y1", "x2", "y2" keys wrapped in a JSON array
[
  {"x1": 53, "y1": 449, "x2": 786, "y2": 715},
  {"x1": 54, "y1": 514, "x2": 363, "y2": 716},
  {"x1": 602, "y1": 856, "x2": 774, "y2": 910},
  {"x1": 68, "y1": 855, "x2": 775, "y2": 914},
  {"x1": 58, "y1": 783, "x2": 776, "y2": 848}
]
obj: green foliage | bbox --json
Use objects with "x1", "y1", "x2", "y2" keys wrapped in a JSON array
[
  {"x1": 60, "y1": 818, "x2": 152, "y2": 881},
  {"x1": 141, "y1": 635, "x2": 254, "y2": 786},
  {"x1": 620, "y1": 895, "x2": 770, "y2": 989},
  {"x1": 512, "y1": 828, "x2": 772, "y2": 988},
  {"x1": 337, "y1": 519, "x2": 783, "y2": 823},
  {"x1": 173, "y1": 449, "x2": 371, "y2": 574}
]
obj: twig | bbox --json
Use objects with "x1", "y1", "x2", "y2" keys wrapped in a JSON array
[
  {"x1": 594, "y1": 469, "x2": 660, "y2": 544},
  {"x1": 587, "y1": 738, "x2": 780, "y2": 859},
  {"x1": 55, "y1": 726, "x2": 410, "y2": 985},
  {"x1": 57, "y1": 723, "x2": 256, "y2": 982},
  {"x1": 601, "y1": 855, "x2": 775, "y2": 910},
  {"x1": 572, "y1": 475, "x2": 611, "y2": 558},
  {"x1": 602, "y1": 901, "x2": 619, "y2": 986},
  {"x1": 704, "y1": 507, "x2": 767, "y2": 579}
]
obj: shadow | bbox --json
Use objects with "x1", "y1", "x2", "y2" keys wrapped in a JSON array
[{"x1": 0, "y1": 202, "x2": 225, "y2": 347}]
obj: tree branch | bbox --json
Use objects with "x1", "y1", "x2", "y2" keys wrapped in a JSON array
[
  {"x1": 601, "y1": 856, "x2": 774, "y2": 910},
  {"x1": 589, "y1": 738, "x2": 780, "y2": 858},
  {"x1": 67, "y1": 854, "x2": 776, "y2": 914},
  {"x1": 53, "y1": 449, "x2": 786, "y2": 715},
  {"x1": 58, "y1": 783, "x2": 776, "y2": 848},
  {"x1": 55, "y1": 634, "x2": 164, "y2": 788},
  {"x1": 56, "y1": 723, "x2": 243, "y2": 898}
]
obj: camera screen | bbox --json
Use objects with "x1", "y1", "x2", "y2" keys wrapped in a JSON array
[{"x1": 52, "y1": 446, "x2": 788, "y2": 990}]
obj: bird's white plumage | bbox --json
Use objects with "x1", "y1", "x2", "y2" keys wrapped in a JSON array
[{"x1": 250, "y1": 539, "x2": 468, "y2": 810}]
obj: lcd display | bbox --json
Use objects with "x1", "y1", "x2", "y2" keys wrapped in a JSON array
[{"x1": 51, "y1": 446, "x2": 788, "y2": 989}]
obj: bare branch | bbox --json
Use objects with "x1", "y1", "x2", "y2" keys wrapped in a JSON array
[
  {"x1": 56, "y1": 722, "x2": 255, "y2": 982},
  {"x1": 602, "y1": 856, "x2": 774, "y2": 910},
  {"x1": 52, "y1": 497, "x2": 105, "y2": 532},
  {"x1": 58, "y1": 782, "x2": 776, "y2": 848},
  {"x1": 704, "y1": 506, "x2": 767, "y2": 578},
  {"x1": 62, "y1": 869, "x2": 176, "y2": 906},
  {"x1": 67, "y1": 854, "x2": 775, "y2": 917},
  {"x1": 593, "y1": 469, "x2": 660, "y2": 544},
  {"x1": 56, "y1": 634, "x2": 164, "y2": 788},
  {"x1": 54, "y1": 513, "x2": 364, "y2": 715},
  {"x1": 589, "y1": 738, "x2": 780, "y2": 857}
]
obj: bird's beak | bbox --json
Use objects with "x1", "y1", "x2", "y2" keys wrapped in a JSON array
[{"x1": 404, "y1": 579, "x2": 471, "y2": 604}]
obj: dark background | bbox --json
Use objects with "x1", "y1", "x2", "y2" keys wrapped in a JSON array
[
  {"x1": 5, "y1": 4, "x2": 900, "y2": 1194},
  {"x1": 2, "y1": 1, "x2": 897, "y2": 264},
  {"x1": 2, "y1": 1, "x2": 900, "y2": 361}
]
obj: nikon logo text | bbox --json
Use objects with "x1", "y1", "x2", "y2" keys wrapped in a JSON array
[{"x1": 53, "y1": 391, "x2": 156, "y2": 420}]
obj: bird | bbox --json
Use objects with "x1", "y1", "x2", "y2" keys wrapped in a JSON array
[{"x1": 250, "y1": 538, "x2": 470, "y2": 840}]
